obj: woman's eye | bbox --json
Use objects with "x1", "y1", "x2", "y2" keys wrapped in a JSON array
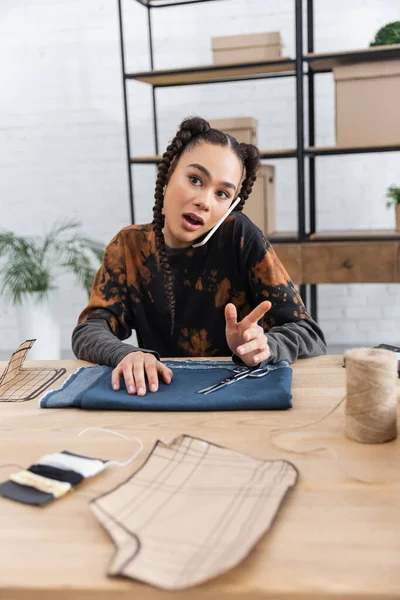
[
  {"x1": 216, "y1": 190, "x2": 229, "y2": 200},
  {"x1": 189, "y1": 176, "x2": 201, "y2": 186}
]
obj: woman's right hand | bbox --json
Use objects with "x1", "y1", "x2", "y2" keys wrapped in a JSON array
[{"x1": 111, "y1": 351, "x2": 173, "y2": 396}]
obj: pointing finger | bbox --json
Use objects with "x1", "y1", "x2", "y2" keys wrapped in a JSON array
[
  {"x1": 245, "y1": 301, "x2": 272, "y2": 325},
  {"x1": 224, "y1": 303, "x2": 238, "y2": 329}
]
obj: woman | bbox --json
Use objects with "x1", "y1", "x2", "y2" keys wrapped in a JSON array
[{"x1": 72, "y1": 117, "x2": 326, "y2": 396}]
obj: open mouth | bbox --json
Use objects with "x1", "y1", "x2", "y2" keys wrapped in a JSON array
[{"x1": 182, "y1": 213, "x2": 204, "y2": 231}]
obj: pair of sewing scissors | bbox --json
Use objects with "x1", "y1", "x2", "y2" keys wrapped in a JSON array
[{"x1": 197, "y1": 365, "x2": 271, "y2": 395}]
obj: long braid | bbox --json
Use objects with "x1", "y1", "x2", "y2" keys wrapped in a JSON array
[
  {"x1": 152, "y1": 117, "x2": 261, "y2": 336},
  {"x1": 235, "y1": 144, "x2": 261, "y2": 212},
  {"x1": 152, "y1": 119, "x2": 210, "y2": 333}
]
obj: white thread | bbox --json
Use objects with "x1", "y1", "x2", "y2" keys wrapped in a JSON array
[
  {"x1": 192, "y1": 196, "x2": 241, "y2": 248},
  {"x1": 78, "y1": 426, "x2": 144, "y2": 468}
]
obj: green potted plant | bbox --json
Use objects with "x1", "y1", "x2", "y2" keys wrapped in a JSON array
[
  {"x1": 385, "y1": 184, "x2": 400, "y2": 232},
  {"x1": 370, "y1": 22, "x2": 400, "y2": 47},
  {"x1": 0, "y1": 220, "x2": 104, "y2": 360}
]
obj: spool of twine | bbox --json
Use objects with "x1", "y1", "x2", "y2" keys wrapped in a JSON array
[{"x1": 344, "y1": 347, "x2": 398, "y2": 444}]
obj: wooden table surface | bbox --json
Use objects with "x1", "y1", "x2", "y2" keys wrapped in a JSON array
[{"x1": 0, "y1": 356, "x2": 399, "y2": 600}]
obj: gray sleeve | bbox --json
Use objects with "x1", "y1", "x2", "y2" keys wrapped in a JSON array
[
  {"x1": 265, "y1": 317, "x2": 327, "y2": 363},
  {"x1": 71, "y1": 318, "x2": 160, "y2": 368},
  {"x1": 232, "y1": 317, "x2": 326, "y2": 367}
]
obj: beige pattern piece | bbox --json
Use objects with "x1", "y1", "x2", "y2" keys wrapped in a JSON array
[
  {"x1": 91, "y1": 435, "x2": 298, "y2": 591},
  {"x1": 10, "y1": 470, "x2": 71, "y2": 498},
  {"x1": 0, "y1": 340, "x2": 65, "y2": 402}
]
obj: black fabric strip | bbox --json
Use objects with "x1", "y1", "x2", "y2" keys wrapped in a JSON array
[
  {"x1": 61, "y1": 450, "x2": 107, "y2": 463},
  {"x1": 28, "y1": 464, "x2": 84, "y2": 485},
  {"x1": 0, "y1": 480, "x2": 54, "y2": 506}
]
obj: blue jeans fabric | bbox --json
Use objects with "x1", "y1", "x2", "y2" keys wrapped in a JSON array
[{"x1": 40, "y1": 360, "x2": 292, "y2": 411}]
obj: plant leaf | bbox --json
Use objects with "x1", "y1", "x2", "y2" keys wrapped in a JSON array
[{"x1": 0, "y1": 221, "x2": 104, "y2": 303}]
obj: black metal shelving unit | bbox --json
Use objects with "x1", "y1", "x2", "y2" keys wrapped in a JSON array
[
  {"x1": 305, "y1": 0, "x2": 400, "y2": 316},
  {"x1": 118, "y1": 0, "x2": 400, "y2": 318}
]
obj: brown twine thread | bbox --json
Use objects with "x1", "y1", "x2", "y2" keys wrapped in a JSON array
[
  {"x1": 268, "y1": 394, "x2": 346, "y2": 454},
  {"x1": 268, "y1": 347, "x2": 399, "y2": 484},
  {"x1": 344, "y1": 347, "x2": 398, "y2": 444},
  {"x1": 267, "y1": 405, "x2": 375, "y2": 485}
]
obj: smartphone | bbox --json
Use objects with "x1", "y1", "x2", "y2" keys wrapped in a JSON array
[
  {"x1": 374, "y1": 344, "x2": 400, "y2": 376},
  {"x1": 343, "y1": 344, "x2": 400, "y2": 377},
  {"x1": 374, "y1": 344, "x2": 400, "y2": 358}
]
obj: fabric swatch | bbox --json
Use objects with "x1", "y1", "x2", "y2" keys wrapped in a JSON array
[
  {"x1": 10, "y1": 470, "x2": 71, "y2": 498},
  {"x1": 38, "y1": 451, "x2": 107, "y2": 478},
  {"x1": 0, "y1": 480, "x2": 54, "y2": 506},
  {"x1": 28, "y1": 464, "x2": 84, "y2": 485},
  {"x1": 40, "y1": 360, "x2": 292, "y2": 411},
  {"x1": 0, "y1": 450, "x2": 109, "y2": 507}
]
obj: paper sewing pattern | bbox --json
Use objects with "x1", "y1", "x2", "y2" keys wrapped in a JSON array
[
  {"x1": 91, "y1": 434, "x2": 298, "y2": 591},
  {"x1": 0, "y1": 340, "x2": 65, "y2": 402}
]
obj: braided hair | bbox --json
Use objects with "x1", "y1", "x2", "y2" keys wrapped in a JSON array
[{"x1": 152, "y1": 116, "x2": 261, "y2": 334}]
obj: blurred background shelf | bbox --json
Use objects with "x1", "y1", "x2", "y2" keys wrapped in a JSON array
[
  {"x1": 130, "y1": 148, "x2": 298, "y2": 164},
  {"x1": 268, "y1": 231, "x2": 300, "y2": 242},
  {"x1": 121, "y1": 0, "x2": 400, "y2": 320},
  {"x1": 126, "y1": 59, "x2": 296, "y2": 86},
  {"x1": 309, "y1": 230, "x2": 400, "y2": 241},
  {"x1": 306, "y1": 44, "x2": 400, "y2": 72},
  {"x1": 306, "y1": 143, "x2": 400, "y2": 156},
  {"x1": 135, "y1": 0, "x2": 225, "y2": 7}
]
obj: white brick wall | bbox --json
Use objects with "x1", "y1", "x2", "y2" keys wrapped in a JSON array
[{"x1": 0, "y1": 0, "x2": 399, "y2": 357}]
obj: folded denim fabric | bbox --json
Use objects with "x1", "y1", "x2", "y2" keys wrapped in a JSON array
[{"x1": 40, "y1": 360, "x2": 292, "y2": 411}]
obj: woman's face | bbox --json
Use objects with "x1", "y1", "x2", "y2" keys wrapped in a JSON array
[{"x1": 162, "y1": 142, "x2": 243, "y2": 248}]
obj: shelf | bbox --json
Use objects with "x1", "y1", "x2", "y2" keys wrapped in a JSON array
[
  {"x1": 268, "y1": 232, "x2": 299, "y2": 242},
  {"x1": 309, "y1": 230, "x2": 400, "y2": 242},
  {"x1": 130, "y1": 148, "x2": 297, "y2": 165},
  {"x1": 269, "y1": 231, "x2": 400, "y2": 243},
  {"x1": 267, "y1": 231, "x2": 400, "y2": 243},
  {"x1": 135, "y1": 0, "x2": 224, "y2": 7},
  {"x1": 131, "y1": 145, "x2": 400, "y2": 163},
  {"x1": 130, "y1": 156, "x2": 161, "y2": 164},
  {"x1": 306, "y1": 143, "x2": 400, "y2": 156},
  {"x1": 126, "y1": 58, "x2": 296, "y2": 87},
  {"x1": 121, "y1": 0, "x2": 400, "y2": 320},
  {"x1": 261, "y1": 149, "x2": 297, "y2": 159},
  {"x1": 306, "y1": 44, "x2": 400, "y2": 72},
  {"x1": 130, "y1": 145, "x2": 400, "y2": 164}
]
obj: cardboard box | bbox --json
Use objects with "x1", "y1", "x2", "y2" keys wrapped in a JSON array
[
  {"x1": 208, "y1": 117, "x2": 258, "y2": 145},
  {"x1": 212, "y1": 32, "x2": 282, "y2": 65},
  {"x1": 242, "y1": 165, "x2": 276, "y2": 235},
  {"x1": 334, "y1": 58, "x2": 400, "y2": 146}
]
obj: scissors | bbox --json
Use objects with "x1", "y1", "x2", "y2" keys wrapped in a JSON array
[{"x1": 197, "y1": 365, "x2": 271, "y2": 395}]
